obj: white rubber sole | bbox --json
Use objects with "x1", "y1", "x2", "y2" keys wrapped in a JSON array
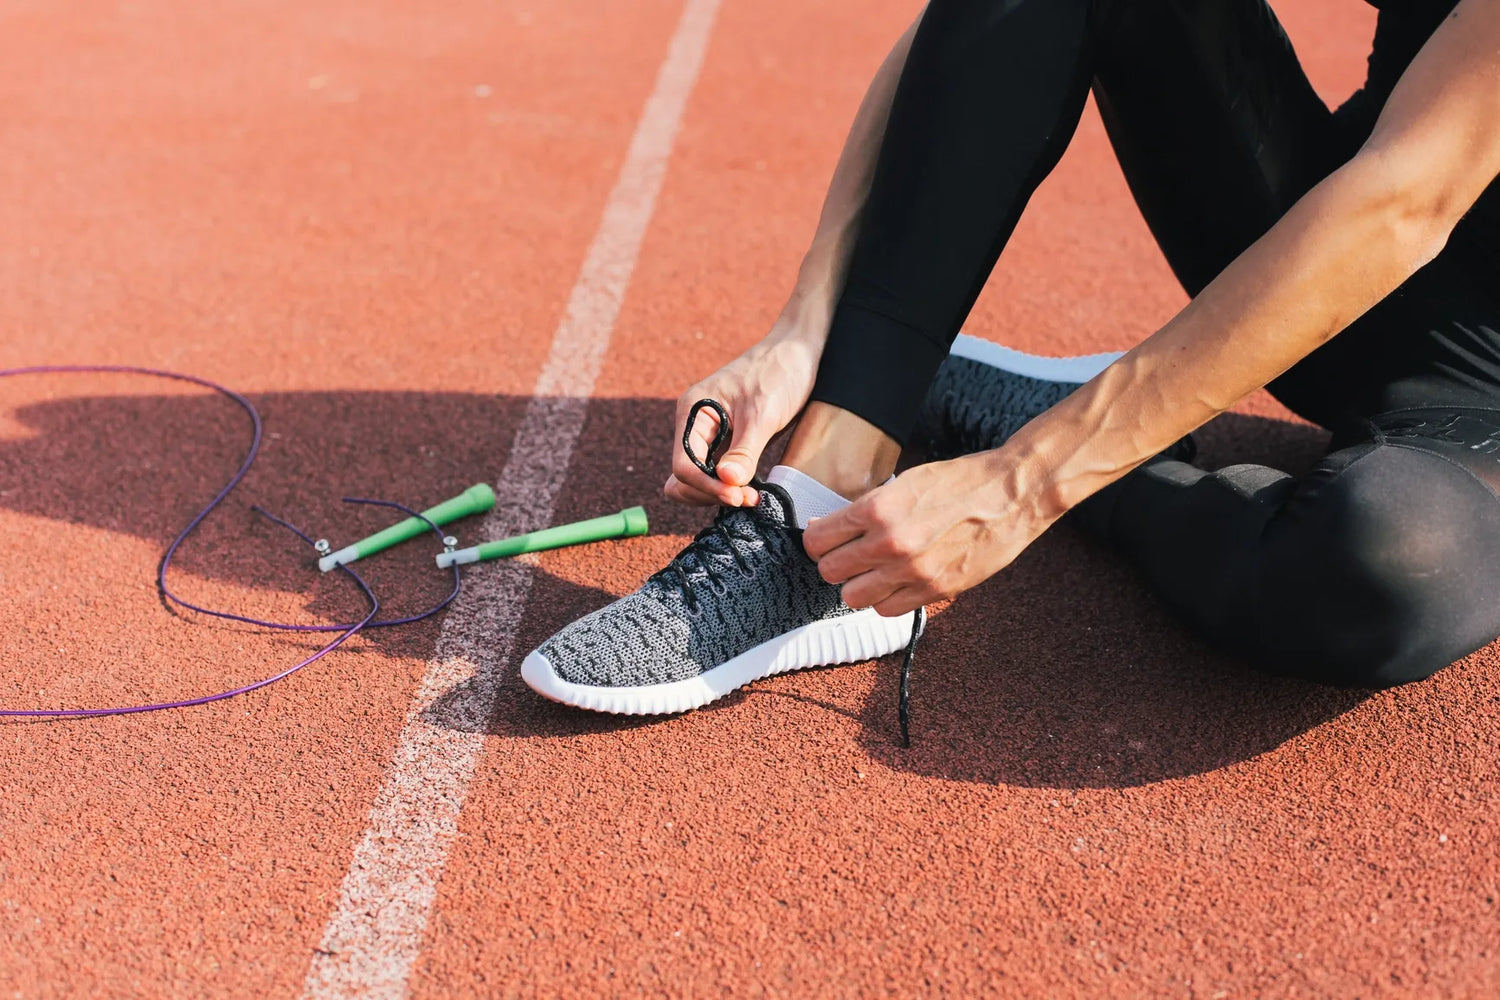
[
  {"x1": 521, "y1": 607, "x2": 916, "y2": 716},
  {"x1": 949, "y1": 332, "x2": 1123, "y2": 382}
]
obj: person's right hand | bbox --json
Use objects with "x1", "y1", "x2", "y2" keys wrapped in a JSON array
[{"x1": 665, "y1": 332, "x2": 822, "y2": 507}]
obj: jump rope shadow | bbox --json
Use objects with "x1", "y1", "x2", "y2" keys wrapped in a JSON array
[{"x1": 1, "y1": 385, "x2": 1368, "y2": 780}]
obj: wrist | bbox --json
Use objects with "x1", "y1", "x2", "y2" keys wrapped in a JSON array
[
  {"x1": 779, "y1": 236, "x2": 855, "y2": 338},
  {"x1": 975, "y1": 433, "x2": 1074, "y2": 527},
  {"x1": 769, "y1": 285, "x2": 835, "y2": 349}
]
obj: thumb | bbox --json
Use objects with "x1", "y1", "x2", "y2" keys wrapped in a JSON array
[{"x1": 715, "y1": 423, "x2": 772, "y2": 487}]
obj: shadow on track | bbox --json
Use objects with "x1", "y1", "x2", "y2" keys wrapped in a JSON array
[
  {"x1": 0, "y1": 384, "x2": 1368, "y2": 781},
  {"x1": 0, "y1": 384, "x2": 695, "y2": 668},
  {"x1": 453, "y1": 402, "x2": 1371, "y2": 788},
  {"x1": 848, "y1": 412, "x2": 1371, "y2": 789}
]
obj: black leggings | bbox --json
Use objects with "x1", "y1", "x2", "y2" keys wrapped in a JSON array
[{"x1": 809, "y1": 0, "x2": 1500, "y2": 686}]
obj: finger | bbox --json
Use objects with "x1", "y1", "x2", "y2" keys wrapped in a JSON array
[
  {"x1": 664, "y1": 475, "x2": 758, "y2": 508},
  {"x1": 663, "y1": 475, "x2": 723, "y2": 506},
  {"x1": 714, "y1": 410, "x2": 772, "y2": 488},
  {"x1": 814, "y1": 532, "x2": 888, "y2": 585},
  {"x1": 802, "y1": 503, "x2": 868, "y2": 560},
  {"x1": 716, "y1": 449, "x2": 760, "y2": 488},
  {"x1": 667, "y1": 461, "x2": 740, "y2": 504},
  {"x1": 837, "y1": 568, "x2": 903, "y2": 612},
  {"x1": 872, "y1": 586, "x2": 931, "y2": 619}
]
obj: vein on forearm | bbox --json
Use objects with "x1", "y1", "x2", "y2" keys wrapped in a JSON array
[{"x1": 1005, "y1": 152, "x2": 1452, "y2": 518}]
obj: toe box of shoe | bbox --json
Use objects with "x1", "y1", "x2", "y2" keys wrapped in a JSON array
[{"x1": 536, "y1": 592, "x2": 698, "y2": 688}]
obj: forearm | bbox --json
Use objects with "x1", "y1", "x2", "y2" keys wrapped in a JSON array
[
  {"x1": 776, "y1": 14, "x2": 921, "y2": 341},
  {"x1": 999, "y1": 151, "x2": 1453, "y2": 520}
]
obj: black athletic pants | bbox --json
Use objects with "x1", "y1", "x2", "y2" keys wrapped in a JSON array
[{"x1": 808, "y1": 0, "x2": 1500, "y2": 686}]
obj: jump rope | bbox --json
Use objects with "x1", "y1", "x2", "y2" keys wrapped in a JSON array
[
  {"x1": 1, "y1": 370, "x2": 918, "y2": 744},
  {"x1": 0, "y1": 365, "x2": 645, "y2": 719}
]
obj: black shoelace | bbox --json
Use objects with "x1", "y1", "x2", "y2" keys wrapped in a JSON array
[
  {"x1": 649, "y1": 507, "x2": 767, "y2": 615},
  {"x1": 682, "y1": 398, "x2": 927, "y2": 746}
]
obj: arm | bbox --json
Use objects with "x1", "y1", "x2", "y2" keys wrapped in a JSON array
[
  {"x1": 807, "y1": 0, "x2": 1500, "y2": 613},
  {"x1": 666, "y1": 13, "x2": 922, "y2": 506},
  {"x1": 776, "y1": 13, "x2": 922, "y2": 343},
  {"x1": 1014, "y1": 0, "x2": 1500, "y2": 518}
]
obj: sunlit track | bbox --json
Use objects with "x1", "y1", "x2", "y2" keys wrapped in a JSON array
[{"x1": 4, "y1": 1, "x2": 1500, "y2": 998}]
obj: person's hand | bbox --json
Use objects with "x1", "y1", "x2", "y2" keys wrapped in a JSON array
[
  {"x1": 665, "y1": 332, "x2": 823, "y2": 507},
  {"x1": 802, "y1": 451, "x2": 1061, "y2": 616}
]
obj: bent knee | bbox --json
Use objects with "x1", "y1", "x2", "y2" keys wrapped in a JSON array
[
  {"x1": 1296, "y1": 624, "x2": 1450, "y2": 689},
  {"x1": 1258, "y1": 447, "x2": 1500, "y2": 687},
  {"x1": 1270, "y1": 572, "x2": 1471, "y2": 688}
]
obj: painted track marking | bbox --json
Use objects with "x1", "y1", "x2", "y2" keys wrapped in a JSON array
[{"x1": 300, "y1": 0, "x2": 722, "y2": 995}]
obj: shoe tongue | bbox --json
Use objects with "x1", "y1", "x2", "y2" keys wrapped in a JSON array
[{"x1": 763, "y1": 466, "x2": 853, "y2": 529}]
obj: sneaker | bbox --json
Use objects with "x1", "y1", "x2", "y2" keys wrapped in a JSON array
[
  {"x1": 521, "y1": 481, "x2": 921, "y2": 724},
  {"x1": 912, "y1": 333, "x2": 1123, "y2": 460}
]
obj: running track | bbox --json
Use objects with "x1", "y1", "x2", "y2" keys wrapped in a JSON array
[{"x1": 2, "y1": 0, "x2": 1497, "y2": 996}]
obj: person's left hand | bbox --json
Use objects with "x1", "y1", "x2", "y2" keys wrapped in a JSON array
[{"x1": 802, "y1": 452, "x2": 1059, "y2": 617}]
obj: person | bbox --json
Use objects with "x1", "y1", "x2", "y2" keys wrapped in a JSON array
[{"x1": 520, "y1": 0, "x2": 1500, "y2": 743}]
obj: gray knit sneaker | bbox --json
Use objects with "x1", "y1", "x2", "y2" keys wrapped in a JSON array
[
  {"x1": 521, "y1": 482, "x2": 918, "y2": 716},
  {"x1": 912, "y1": 333, "x2": 1123, "y2": 460}
]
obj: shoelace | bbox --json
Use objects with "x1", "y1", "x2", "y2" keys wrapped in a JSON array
[
  {"x1": 897, "y1": 605, "x2": 926, "y2": 748},
  {"x1": 649, "y1": 508, "x2": 764, "y2": 614},
  {"x1": 683, "y1": 398, "x2": 927, "y2": 747}
]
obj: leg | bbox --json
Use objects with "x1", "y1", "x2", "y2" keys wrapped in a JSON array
[
  {"x1": 1095, "y1": 2, "x2": 1500, "y2": 426},
  {"x1": 804, "y1": 0, "x2": 1343, "y2": 449},
  {"x1": 806, "y1": 0, "x2": 1102, "y2": 449},
  {"x1": 1084, "y1": 411, "x2": 1500, "y2": 684},
  {"x1": 785, "y1": 0, "x2": 1105, "y2": 496}
]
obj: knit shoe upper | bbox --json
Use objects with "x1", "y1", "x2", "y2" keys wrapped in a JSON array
[
  {"x1": 526, "y1": 400, "x2": 928, "y2": 742},
  {"x1": 535, "y1": 485, "x2": 855, "y2": 689},
  {"x1": 911, "y1": 334, "x2": 1123, "y2": 460}
]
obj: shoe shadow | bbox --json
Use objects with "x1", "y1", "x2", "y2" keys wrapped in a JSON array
[{"x1": 846, "y1": 412, "x2": 1371, "y2": 789}]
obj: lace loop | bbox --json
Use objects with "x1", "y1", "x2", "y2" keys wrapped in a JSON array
[{"x1": 683, "y1": 398, "x2": 733, "y2": 479}]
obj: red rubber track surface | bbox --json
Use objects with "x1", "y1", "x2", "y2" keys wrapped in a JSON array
[{"x1": 2, "y1": 0, "x2": 1496, "y2": 996}]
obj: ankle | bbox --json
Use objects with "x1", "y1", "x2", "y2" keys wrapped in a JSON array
[{"x1": 779, "y1": 402, "x2": 901, "y2": 498}]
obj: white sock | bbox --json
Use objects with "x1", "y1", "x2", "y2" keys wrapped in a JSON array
[{"x1": 765, "y1": 465, "x2": 851, "y2": 529}]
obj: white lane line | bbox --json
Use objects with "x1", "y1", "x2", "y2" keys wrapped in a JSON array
[{"x1": 300, "y1": 1, "x2": 722, "y2": 995}]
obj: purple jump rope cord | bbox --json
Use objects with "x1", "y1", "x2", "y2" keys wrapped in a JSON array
[{"x1": 0, "y1": 364, "x2": 463, "y2": 718}]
